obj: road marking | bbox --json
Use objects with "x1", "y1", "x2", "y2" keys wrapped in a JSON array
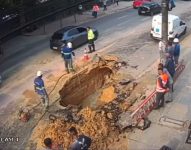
[{"x1": 117, "y1": 15, "x2": 129, "y2": 20}]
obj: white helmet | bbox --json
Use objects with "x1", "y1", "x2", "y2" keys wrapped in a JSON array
[
  {"x1": 67, "y1": 42, "x2": 72, "y2": 48},
  {"x1": 173, "y1": 38, "x2": 179, "y2": 43},
  {"x1": 37, "y1": 71, "x2": 43, "y2": 77}
]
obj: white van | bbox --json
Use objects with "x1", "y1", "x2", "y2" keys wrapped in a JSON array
[{"x1": 150, "y1": 14, "x2": 187, "y2": 39}]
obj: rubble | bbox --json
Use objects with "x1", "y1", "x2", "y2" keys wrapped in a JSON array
[{"x1": 28, "y1": 55, "x2": 153, "y2": 150}]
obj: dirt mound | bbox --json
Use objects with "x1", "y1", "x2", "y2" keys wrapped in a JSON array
[
  {"x1": 40, "y1": 107, "x2": 114, "y2": 149},
  {"x1": 100, "y1": 86, "x2": 117, "y2": 103}
]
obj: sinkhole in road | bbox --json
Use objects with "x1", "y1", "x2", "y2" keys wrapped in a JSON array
[{"x1": 59, "y1": 65, "x2": 113, "y2": 107}]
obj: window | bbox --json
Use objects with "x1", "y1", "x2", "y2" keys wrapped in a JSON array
[
  {"x1": 77, "y1": 27, "x2": 86, "y2": 33},
  {"x1": 68, "y1": 29, "x2": 79, "y2": 36}
]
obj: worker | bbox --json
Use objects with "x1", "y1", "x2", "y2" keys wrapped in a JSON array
[
  {"x1": 165, "y1": 53, "x2": 175, "y2": 78},
  {"x1": 158, "y1": 63, "x2": 173, "y2": 102},
  {"x1": 167, "y1": 41, "x2": 174, "y2": 57},
  {"x1": 155, "y1": 68, "x2": 169, "y2": 109},
  {"x1": 173, "y1": 38, "x2": 180, "y2": 66},
  {"x1": 34, "y1": 71, "x2": 49, "y2": 110},
  {"x1": 43, "y1": 138, "x2": 62, "y2": 150},
  {"x1": 61, "y1": 42, "x2": 75, "y2": 73},
  {"x1": 87, "y1": 27, "x2": 95, "y2": 53},
  {"x1": 69, "y1": 126, "x2": 92, "y2": 150}
]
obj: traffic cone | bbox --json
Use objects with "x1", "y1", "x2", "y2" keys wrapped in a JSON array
[{"x1": 83, "y1": 48, "x2": 90, "y2": 61}]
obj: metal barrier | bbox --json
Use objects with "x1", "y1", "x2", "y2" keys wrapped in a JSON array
[{"x1": 130, "y1": 60, "x2": 186, "y2": 127}]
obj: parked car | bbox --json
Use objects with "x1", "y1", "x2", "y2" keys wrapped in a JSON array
[
  {"x1": 151, "y1": 14, "x2": 187, "y2": 39},
  {"x1": 133, "y1": 0, "x2": 151, "y2": 9},
  {"x1": 50, "y1": 26, "x2": 98, "y2": 51},
  {"x1": 138, "y1": 2, "x2": 161, "y2": 16}
]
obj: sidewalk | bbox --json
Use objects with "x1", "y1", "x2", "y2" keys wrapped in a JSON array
[
  {"x1": 0, "y1": 1, "x2": 132, "y2": 68},
  {"x1": 25, "y1": 1, "x2": 133, "y2": 36},
  {"x1": 127, "y1": 34, "x2": 191, "y2": 150}
]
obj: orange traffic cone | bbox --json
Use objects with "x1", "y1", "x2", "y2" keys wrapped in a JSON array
[{"x1": 83, "y1": 48, "x2": 90, "y2": 61}]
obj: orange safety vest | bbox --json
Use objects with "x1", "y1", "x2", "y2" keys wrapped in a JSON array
[{"x1": 156, "y1": 73, "x2": 169, "y2": 92}]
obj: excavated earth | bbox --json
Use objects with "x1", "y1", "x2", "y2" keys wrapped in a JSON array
[{"x1": 27, "y1": 55, "x2": 156, "y2": 150}]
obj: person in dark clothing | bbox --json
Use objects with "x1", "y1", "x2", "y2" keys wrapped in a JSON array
[
  {"x1": 173, "y1": 38, "x2": 180, "y2": 66},
  {"x1": 103, "y1": 0, "x2": 107, "y2": 11},
  {"x1": 69, "y1": 127, "x2": 92, "y2": 150},
  {"x1": 61, "y1": 42, "x2": 75, "y2": 73},
  {"x1": 165, "y1": 53, "x2": 175, "y2": 78},
  {"x1": 155, "y1": 68, "x2": 169, "y2": 109},
  {"x1": 115, "y1": 0, "x2": 119, "y2": 5},
  {"x1": 167, "y1": 41, "x2": 174, "y2": 57}
]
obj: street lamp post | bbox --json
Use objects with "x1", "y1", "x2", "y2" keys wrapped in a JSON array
[{"x1": 161, "y1": 0, "x2": 168, "y2": 52}]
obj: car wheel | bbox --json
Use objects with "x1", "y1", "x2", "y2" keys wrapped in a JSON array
[
  {"x1": 138, "y1": 11, "x2": 141, "y2": 15},
  {"x1": 150, "y1": 11, "x2": 154, "y2": 16}
]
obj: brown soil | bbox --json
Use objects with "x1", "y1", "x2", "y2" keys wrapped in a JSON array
[
  {"x1": 27, "y1": 55, "x2": 155, "y2": 150},
  {"x1": 59, "y1": 57, "x2": 116, "y2": 106},
  {"x1": 99, "y1": 86, "x2": 117, "y2": 103}
]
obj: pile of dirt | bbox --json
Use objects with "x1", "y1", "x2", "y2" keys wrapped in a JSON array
[
  {"x1": 99, "y1": 86, "x2": 117, "y2": 103},
  {"x1": 29, "y1": 55, "x2": 154, "y2": 150},
  {"x1": 35, "y1": 79, "x2": 138, "y2": 149}
]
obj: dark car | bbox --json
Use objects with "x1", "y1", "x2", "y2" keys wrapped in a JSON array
[
  {"x1": 50, "y1": 26, "x2": 98, "y2": 51},
  {"x1": 138, "y1": 2, "x2": 161, "y2": 16}
]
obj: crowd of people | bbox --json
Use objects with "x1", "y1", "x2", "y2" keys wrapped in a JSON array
[{"x1": 155, "y1": 38, "x2": 181, "y2": 109}]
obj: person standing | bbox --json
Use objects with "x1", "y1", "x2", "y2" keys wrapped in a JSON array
[
  {"x1": 173, "y1": 38, "x2": 180, "y2": 66},
  {"x1": 158, "y1": 40, "x2": 166, "y2": 64},
  {"x1": 92, "y1": 3, "x2": 99, "y2": 18},
  {"x1": 69, "y1": 127, "x2": 92, "y2": 150},
  {"x1": 167, "y1": 41, "x2": 174, "y2": 57},
  {"x1": 155, "y1": 68, "x2": 169, "y2": 109},
  {"x1": 34, "y1": 71, "x2": 49, "y2": 110},
  {"x1": 158, "y1": 63, "x2": 173, "y2": 102},
  {"x1": 115, "y1": 0, "x2": 119, "y2": 6},
  {"x1": 165, "y1": 53, "x2": 175, "y2": 79},
  {"x1": 61, "y1": 42, "x2": 75, "y2": 73},
  {"x1": 103, "y1": 0, "x2": 107, "y2": 11},
  {"x1": 87, "y1": 27, "x2": 95, "y2": 53}
]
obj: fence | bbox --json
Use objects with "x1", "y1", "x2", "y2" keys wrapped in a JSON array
[{"x1": 0, "y1": 0, "x2": 98, "y2": 42}]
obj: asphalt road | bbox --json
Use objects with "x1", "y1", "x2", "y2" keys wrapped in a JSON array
[{"x1": 0, "y1": 7, "x2": 148, "y2": 74}]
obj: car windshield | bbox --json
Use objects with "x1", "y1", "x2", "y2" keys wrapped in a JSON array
[{"x1": 52, "y1": 26, "x2": 76, "y2": 39}]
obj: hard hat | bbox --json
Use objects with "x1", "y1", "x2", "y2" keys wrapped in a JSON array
[
  {"x1": 173, "y1": 38, "x2": 179, "y2": 43},
  {"x1": 67, "y1": 42, "x2": 72, "y2": 48},
  {"x1": 37, "y1": 71, "x2": 43, "y2": 77}
]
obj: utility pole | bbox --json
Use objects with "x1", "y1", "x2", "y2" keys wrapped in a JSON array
[{"x1": 161, "y1": 0, "x2": 168, "y2": 52}]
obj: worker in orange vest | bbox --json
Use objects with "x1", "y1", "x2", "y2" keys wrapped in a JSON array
[{"x1": 155, "y1": 68, "x2": 169, "y2": 109}]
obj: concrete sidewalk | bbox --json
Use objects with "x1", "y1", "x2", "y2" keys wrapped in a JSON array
[
  {"x1": 127, "y1": 34, "x2": 191, "y2": 150},
  {"x1": 25, "y1": 1, "x2": 133, "y2": 36},
  {"x1": 0, "y1": 1, "x2": 132, "y2": 68}
]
